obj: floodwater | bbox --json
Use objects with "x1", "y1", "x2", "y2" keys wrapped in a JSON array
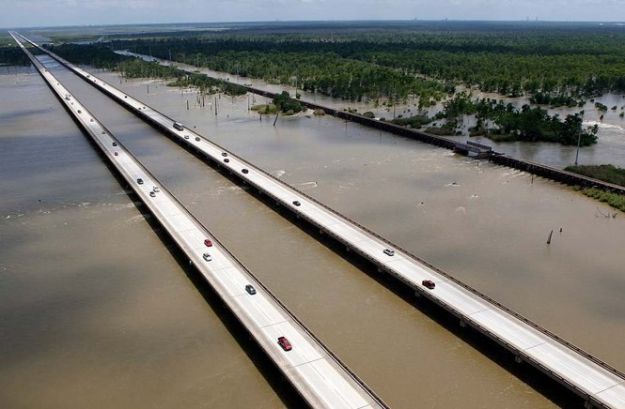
[
  {"x1": 95, "y1": 70, "x2": 625, "y2": 375},
  {"x1": 2, "y1": 52, "x2": 624, "y2": 409},
  {"x1": 0, "y1": 66, "x2": 284, "y2": 409},
  {"x1": 22, "y1": 59, "x2": 558, "y2": 408},
  {"x1": 120, "y1": 51, "x2": 625, "y2": 168}
]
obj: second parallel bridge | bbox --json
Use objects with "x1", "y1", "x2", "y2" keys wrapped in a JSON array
[
  {"x1": 11, "y1": 32, "x2": 386, "y2": 409},
  {"x1": 22, "y1": 33, "x2": 625, "y2": 409}
]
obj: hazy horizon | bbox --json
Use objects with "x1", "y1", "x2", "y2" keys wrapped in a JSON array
[
  {"x1": 2, "y1": 0, "x2": 625, "y2": 29},
  {"x1": 5, "y1": 18, "x2": 625, "y2": 31}
]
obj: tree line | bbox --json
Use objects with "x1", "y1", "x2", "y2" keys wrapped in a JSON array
[
  {"x1": 108, "y1": 27, "x2": 625, "y2": 98},
  {"x1": 44, "y1": 44, "x2": 247, "y2": 96}
]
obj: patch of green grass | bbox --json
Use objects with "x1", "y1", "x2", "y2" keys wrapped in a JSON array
[
  {"x1": 565, "y1": 164, "x2": 625, "y2": 187},
  {"x1": 250, "y1": 104, "x2": 278, "y2": 114},
  {"x1": 425, "y1": 124, "x2": 457, "y2": 136},
  {"x1": 390, "y1": 114, "x2": 432, "y2": 129},
  {"x1": 578, "y1": 187, "x2": 625, "y2": 213}
]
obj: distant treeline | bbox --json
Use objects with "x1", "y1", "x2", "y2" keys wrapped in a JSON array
[
  {"x1": 45, "y1": 43, "x2": 247, "y2": 96},
  {"x1": 109, "y1": 28, "x2": 625, "y2": 98},
  {"x1": 0, "y1": 46, "x2": 31, "y2": 66},
  {"x1": 46, "y1": 43, "x2": 128, "y2": 68},
  {"x1": 111, "y1": 38, "x2": 450, "y2": 106}
]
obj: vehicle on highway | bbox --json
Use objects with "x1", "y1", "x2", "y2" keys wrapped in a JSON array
[
  {"x1": 195, "y1": 137, "x2": 200, "y2": 142},
  {"x1": 153, "y1": 186, "x2": 160, "y2": 193},
  {"x1": 112, "y1": 142, "x2": 117, "y2": 147},
  {"x1": 113, "y1": 152, "x2": 118, "y2": 156},
  {"x1": 204, "y1": 239, "x2": 213, "y2": 247},
  {"x1": 203, "y1": 253, "x2": 212, "y2": 262},
  {"x1": 221, "y1": 152, "x2": 228, "y2": 157},
  {"x1": 292, "y1": 200, "x2": 301, "y2": 207},
  {"x1": 242, "y1": 168, "x2": 249, "y2": 174},
  {"x1": 149, "y1": 191, "x2": 156, "y2": 197},
  {"x1": 137, "y1": 178, "x2": 144, "y2": 185},
  {"x1": 173, "y1": 122, "x2": 184, "y2": 131},
  {"x1": 383, "y1": 248, "x2": 395, "y2": 256},
  {"x1": 278, "y1": 336, "x2": 292, "y2": 351},
  {"x1": 422, "y1": 280, "x2": 436, "y2": 290},
  {"x1": 184, "y1": 135, "x2": 189, "y2": 140},
  {"x1": 224, "y1": 158, "x2": 230, "y2": 163},
  {"x1": 245, "y1": 285, "x2": 257, "y2": 295}
]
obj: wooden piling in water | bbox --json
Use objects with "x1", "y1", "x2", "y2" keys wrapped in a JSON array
[{"x1": 547, "y1": 230, "x2": 554, "y2": 245}]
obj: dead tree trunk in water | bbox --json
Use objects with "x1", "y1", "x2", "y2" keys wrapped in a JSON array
[
  {"x1": 273, "y1": 112, "x2": 279, "y2": 127},
  {"x1": 546, "y1": 230, "x2": 553, "y2": 245}
]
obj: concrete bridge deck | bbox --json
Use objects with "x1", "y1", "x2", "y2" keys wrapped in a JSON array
[
  {"x1": 11, "y1": 32, "x2": 387, "y2": 409},
  {"x1": 17, "y1": 32, "x2": 625, "y2": 409}
]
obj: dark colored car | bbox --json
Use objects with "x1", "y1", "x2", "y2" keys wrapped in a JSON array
[
  {"x1": 242, "y1": 169, "x2": 249, "y2": 174},
  {"x1": 137, "y1": 178, "x2": 144, "y2": 185},
  {"x1": 195, "y1": 137, "x2": 200, "y2": 142},
  {"x1": 224, "y1": 158, "x2": 230, "y2": 163},
  {"x1": 277, "y1": 336, "x2": 292, "y2": 351},
  {"x1": 245, "y1": 285, "x2": 257, "y2": 295},
  {"x1": 113, "y1": 152, "x2": 118, "y2": 156},
  {"x1": 422, "y1": 280, "x2": 436, "y2": 290},
  {"x1": 173, "y1": 122, "x2": 184, "y2": 131},
  {"x1": 112, "y1": 142, "x2": 118, "y2": 147},
  {"x1": 292, "y1": 200, "x2": 301, "y2": 207},
  {"x1": 204, "y1": 239, "x2": 213, "y2": 247},
  {"x1": 221, "y1": 152, "x2": 228, "y2": 157},
  {"x1": 149, "y1": 191, "x2": 156, "y2": 198}
]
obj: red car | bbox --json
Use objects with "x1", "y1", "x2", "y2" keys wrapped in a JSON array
[
  {"x1": 277, "y1": 336, "x2": 292, "y2": 351},
  {"x1": 204, "y1": 239, "x2": 213, "y2": 247},
  {"x1": 422, "y1": 280, "x2": 436, "y2": 290}
]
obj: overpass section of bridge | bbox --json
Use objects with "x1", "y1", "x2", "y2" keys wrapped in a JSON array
[
  {"x1": 17, "y1": 33, "x2": 625, "y2": 409},
  {"x1": 10, "y1": 32, "x2": 387, "y2": 409}
]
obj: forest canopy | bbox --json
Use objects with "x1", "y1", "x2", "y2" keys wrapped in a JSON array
[{"x1": 108, "y1": 25, "x2": 625, "y2": 99}]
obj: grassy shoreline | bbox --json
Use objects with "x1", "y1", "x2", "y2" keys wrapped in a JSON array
[
  {"x1": 565, "y1": 164, "x2": 625, "y2": 187},
  {"x1": 577, "y1": 188, "x2": 625, "y2": 213}
]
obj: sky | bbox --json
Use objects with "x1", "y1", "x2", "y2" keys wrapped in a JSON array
[{"x1": 2, "y1": 0, "x2": 625, "y2": 28}]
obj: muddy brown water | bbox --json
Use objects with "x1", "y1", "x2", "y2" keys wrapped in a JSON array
[
  {"x1": 0, "y1": 65, "x2": 284, "y2": 409},
  {"x1": 2, "y1": 55, "x2": 624, "y2": 408}
]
